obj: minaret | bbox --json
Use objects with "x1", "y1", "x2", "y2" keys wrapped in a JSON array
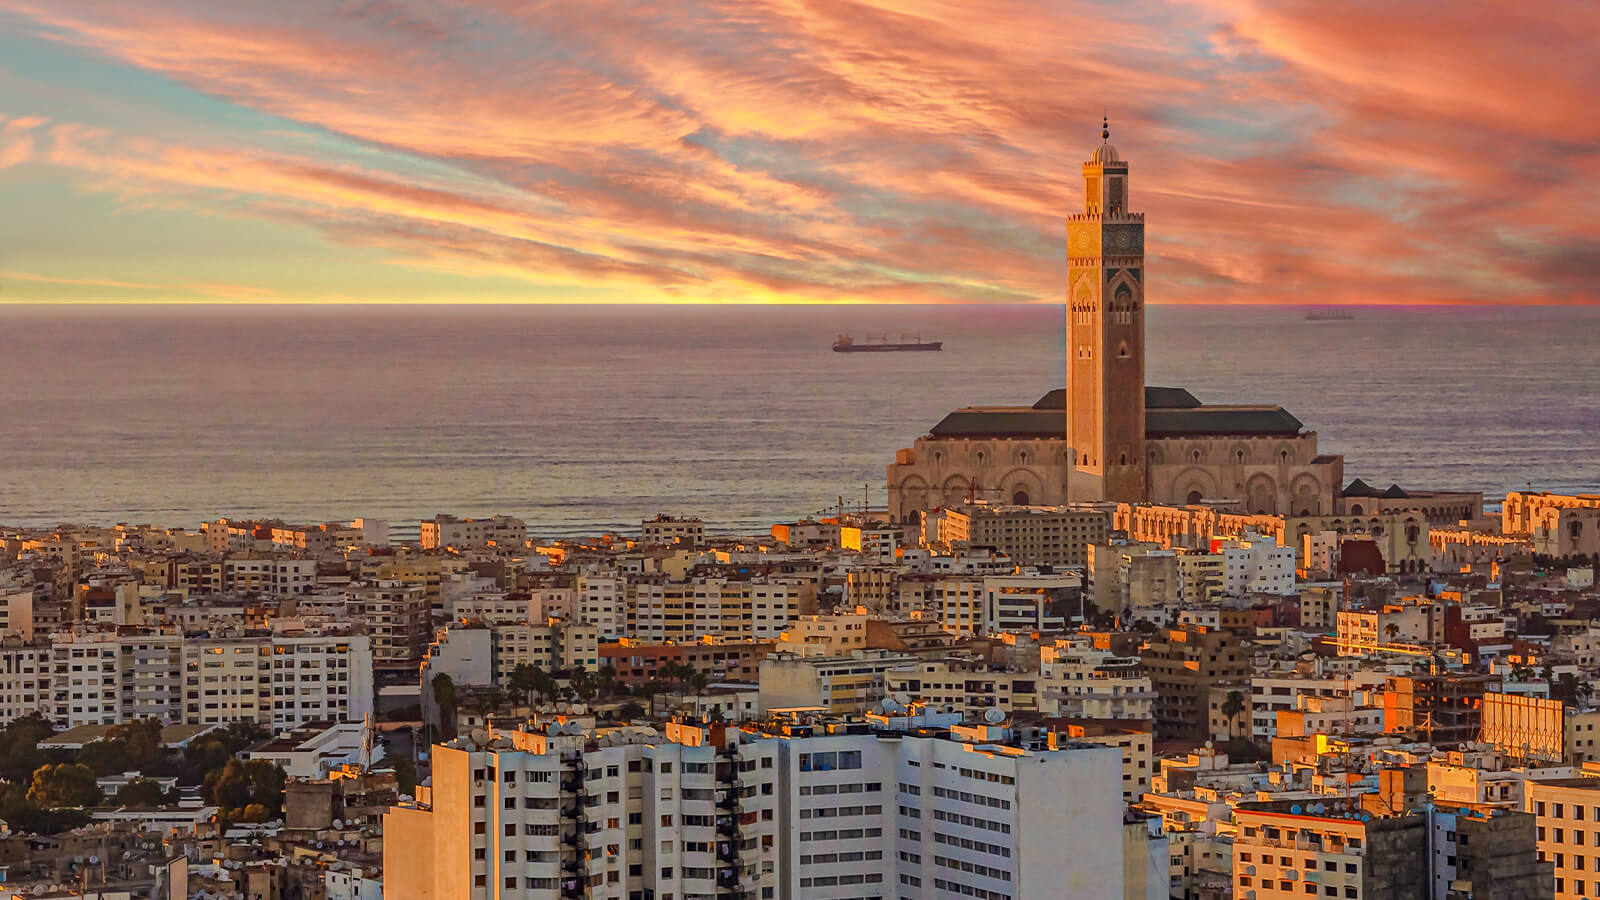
[{"x1": 1066, "y1": 117, "x2": 1146, "y2": 502}]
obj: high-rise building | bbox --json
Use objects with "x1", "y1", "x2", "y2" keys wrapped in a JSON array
[
  {"x1": 1066, "y1": 118, "x2": 1145, "y2": 504},
  {"x1": 383, "y1": 719, "x2": 779, "y2": 900}
]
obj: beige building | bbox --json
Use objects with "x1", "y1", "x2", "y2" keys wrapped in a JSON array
[
  {"x1": 756, "y1": 649, "x2": 920, "y2": 714},
  {"x1": 1089, "y1": 542, "x2": 1180, "y2": 623},
  {"x1": 1039, "y1": 636, "x2": 1154, "y2": 720},
  {"x1": 882, "y1": 658, "x2": 1040, "y2": 716},
  {"x1": 418, "y1": 514, "x2": 526, "y2": 550},
  {"x1": 639, "y1": 515, "x2": 705, "y2": 547},
  {"x1": 1050, "y1": 719, "x2": 1153, "y2": 802},
  {"x1": 1525, "y1": 778, "x2": 1600, "y2": 900},
  {"x1": 1505, "y1": 492, "x2": 1600, "y2": 558},
  {"x1": 886, "y1": 132, "x2": 1345, "y2": 524},
  {"x1": 936, "y1": 503, "x2": 1110, "y2": 567}
]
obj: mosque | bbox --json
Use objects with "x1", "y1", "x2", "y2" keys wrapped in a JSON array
[{"x1": 886, "y1": 122, "x2": 1347, "y2": 524}]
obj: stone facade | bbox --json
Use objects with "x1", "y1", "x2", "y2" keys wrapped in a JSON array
[{"x1": 886, "y1": 128, "x2": 1344, "y2": 525}]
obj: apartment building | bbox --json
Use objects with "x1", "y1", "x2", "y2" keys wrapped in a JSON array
[
  {"x1": 1141, "y1": 626, "x2": 1249, "y2": 742},
  {"x1": 1038, "y1": 636, "x2": 1155, "y2": 720},
  {"x1": 420, "y1": 622, "x2": 600, "y2": 694},
  {"x1": 383, "y1": 719, "x2": 779, "y2": 900},
  {"x1": 754, "y1": 708, "x2": 1125, "y2": 900},
  {"x1": 419, "y1": 514, "x2": 527, "y2": 550},
  {"x1": 937, "y1": 504, "x2": 1110, "y2": 567},
  {"x1": 758, "y1": 650, "x2": 921, "y2": 714},
  {"x1": 1526, "y1": 778, "x2": 1600, "y2": 900},
  {"x1": 0, "y1": 639, "x2": 49, "y2": 722},
  {"x1": 29, "y1": 628, "x2": 372, "y2": 729},
  {"x1": 1089, "y1": 543, "x2": 1181, "y2": 624},
  {"x1": 346, "y1": 580, "x2": 431, "y2": 669},
  {"x1": 1250, "y1": 670, "x2": 1388, "y2": 741},
  {"x1": 640, "y1": 515, "x2": 705, "y2": 548},
  {"x1": 882, "y1": 659, "x2": 1040, "y2": 716}
]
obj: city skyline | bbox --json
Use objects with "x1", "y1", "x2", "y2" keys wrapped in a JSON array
[{"x1": 1, "y1": 0, "x2": 1594, "y2": 305}]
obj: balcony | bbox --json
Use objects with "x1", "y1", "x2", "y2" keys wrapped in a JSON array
[
  {"x1": 717, "y1": 792, "x2": 741, "y2": 812},
  {"x1": 716, "y1": 818, "x2": 740, "y2": 838}
]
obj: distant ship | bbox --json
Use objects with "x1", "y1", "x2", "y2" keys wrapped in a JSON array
[
  {"x1": 833, "y1": 333, "x2": 943, "y2": 352},
  {"x1": 1305, "y1": 309, "x2": 1355, "y2": 321}
]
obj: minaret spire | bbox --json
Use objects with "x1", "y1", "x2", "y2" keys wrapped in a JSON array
[{"x1": 1102, "y1": 114, "x2": 1110, "y2": 143}]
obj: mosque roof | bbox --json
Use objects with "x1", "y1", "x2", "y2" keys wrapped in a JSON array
[
  {"x1": 1143, "y1": 406, "x2": 1303, "y2": 438},
  {"x1": 1343, "y1": 479, "x2": 1411, "y2": 499},
  {"x1": 928, "y1": 398, "x2": 1304, "y2": 440},
  {"x1": 1031, "y1": 386, "x2": 1200, "y2": 410}
]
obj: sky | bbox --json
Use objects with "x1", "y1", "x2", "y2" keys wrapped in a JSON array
[{"x1": 0, "y1": 0, "x2": 1595, "y2": 305}]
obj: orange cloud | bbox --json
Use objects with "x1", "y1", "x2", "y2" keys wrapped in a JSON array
[{"x1": 1, "y1": 0, "x2": 1595, "y2": 303}]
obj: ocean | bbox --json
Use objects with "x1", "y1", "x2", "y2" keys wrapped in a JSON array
[{"x1": 1, "y1": 304, "x2": 1597, "y2": 536}]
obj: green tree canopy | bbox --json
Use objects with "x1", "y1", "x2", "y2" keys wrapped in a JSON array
[{"x1": 27, "y1": 763, "x2": 103, "y2": 809}]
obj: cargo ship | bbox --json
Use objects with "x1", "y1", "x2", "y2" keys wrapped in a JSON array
[
  {"x1": 833, "y1": 333, "x2": 943, "y2": 352},
  {"x1": 1305, "y1": 309, "x2": 1355, "y2": 321}
]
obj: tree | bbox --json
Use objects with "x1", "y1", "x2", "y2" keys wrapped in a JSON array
[
  {"x1": 1220, "y1": 690, "x2": 1246, "y2": 739},
  {"x1": 596, "y1": 665, "x2": 619, "y2": 698},
  {"x1": 468, "y1": 688, "x2": 505, "y2": 723},
  {"x1": 113, "y1": 778, "x2": 172, "y2": 807},
  {"x1": 0, "y1": 714, "x2": 57, "y2": 783},
  {"x1": 432, "y1": 673, "x2": 459, "y2": 740},
  {"x1": 1510, "y1": 663, "x2": 1535, "y2": 683},
  {"x1": 384, "y1": 754, "x2": 419, "y2": 796},
  {"x1": 507, "y1": 664, "x2": 544, "y2": 707},
  {"x1": 27, "y1": 763, "x2": 103, "y2": 809},
  {"x1": 616, "y1": 701, "x2": 645, "y2": 721},
  {"x1": 568, "y1": 666, "x2": 597, "y2": 702},
  {"x1": 208, "y1": 758, "x2": 287, "y2": 822},
  {"x1": 689, "y1": 670, "x2": 710, "y2": 697},
  {"x1": 1383, "y1": 623, "x2": 1401, "y2": 642}
]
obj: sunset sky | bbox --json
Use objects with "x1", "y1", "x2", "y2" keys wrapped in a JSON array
[{"x1": 0, "y1": 0, "x2": 1594, "y2": 305}]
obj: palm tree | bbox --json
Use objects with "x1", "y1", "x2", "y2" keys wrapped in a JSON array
[
  {"x1": 1383, "y1": 623, "x2": 1401, "y2": 643},
  {"x1": 1220, "y1": 690, "x2": 1246, "y2": 740}
]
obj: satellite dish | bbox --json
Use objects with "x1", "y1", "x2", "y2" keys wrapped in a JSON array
[
  {"x1": 333, "y1": 818, "x2": 344, "y2": 828},
  {"x1": 1204, "y1": 740, "x2": 1214, "y2": 750},
  {"x1": 88, "y1": 855, "x2": 98, "y2": 864},
  {"x1": 881, "y1": 699, "x2": 905, "y2": 714},
  {"x1": 893, "y1": 692, "x2": 913, "y2": 706},
  {"x1": 983, "y1": 707, "x2": 1006, "y2": 725}
]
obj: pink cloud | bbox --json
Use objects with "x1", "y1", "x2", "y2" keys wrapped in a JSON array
[{"x1": 1, "y1": 0, "x2": 1595, "y2": 303}]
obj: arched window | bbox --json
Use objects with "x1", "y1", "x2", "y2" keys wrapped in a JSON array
[
  {"x1": 933, "y1": 452, "x2": 943, "y2": 465},
  {"x1": 1018, "y1": 451, "x2": 1029, "y2": 465},
  {"x1": 1119, "y1": 453, "x2": 1127, "y2": 466},
  {"x1": 1279, "y1": 450, "x2": 1290, "y2": 464},
  {"x1": 1012, "y1": 490, "x2": 1030, "y2": 506},
  {"x1": 1186, "y1": 490, "x2": 1203, "y2": 506},
  {"x1": 1235, "y1": 450, "x2": 1246, "y2": 466},
  {"x1": 975, "y1": 451, "x2": 986, "y2": 464}
]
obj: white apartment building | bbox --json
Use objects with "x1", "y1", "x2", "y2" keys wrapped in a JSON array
[
  {"x1": 576, "y1": 575, "x2": 626, "y2": 638},
  {"x1": 19, "y1": 628, "x2": 373, "y2": 729},
  {"x1": 765, "y1": 710, "x2": 1125, "y2": 900},
  {"x1": 48, "y1": 631, "x2": 182, "y2": 727},
  {"x1": 1038, "y1": 637, "x2": 1156, "y2": 720},
  {"x1": 0, "y1": 641, "x2": 50, "y2": 722},
  {"x1": 420, "y1": 514, "x2": 527, "y2": 550},
  {"x1": 982, "y1": 574, "x2": 1077, "y2": 633},
  {"x1": 383, "y1": 719, "x2": 778, "y2": 900}
]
